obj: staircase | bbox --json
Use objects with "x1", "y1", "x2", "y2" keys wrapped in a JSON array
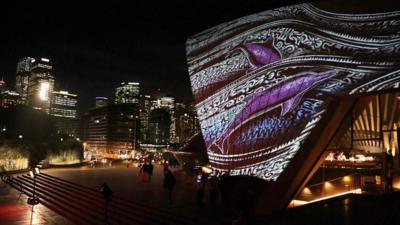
[{"x1": 1, "y1": 173, "x2": 193, "y2": 225}]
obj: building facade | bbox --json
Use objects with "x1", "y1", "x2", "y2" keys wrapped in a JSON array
[
  {"x1": 15, "y1": 57, "x2": 35, "y2": 104},
  {"x1": 95, "y1": 97, "x2": 108, "y2": 108},
  {"x1": 81, "y1": 104, "x2": 139, "y2": 155},
  {"x1": 114, "y1": 82, "x2": 140, "y2": 104},
  {"x1": 50, "y1": 90, "x2": 78, "y2": 136},
  {"x1": 27, "y1": 58, "x2": 54, "y2": 113},
  {"x1": 0, "y1": 91, "x2": 21, "y2": 108},
  {"x1": 148, "y1": 108, "x2": 171, "y2": 145}
]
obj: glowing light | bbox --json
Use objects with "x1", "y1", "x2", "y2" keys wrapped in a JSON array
[
  {"x1": 39, "y1": 82, "x2": 50, "y2": 101},
  {"x1": 343, "y1": 176, "x2": 351, "y2": 183},
  {"x1": 41, "y1": 58, "x2": 50, "y2": 62},
  {"x1": 324, "y1": 181, "x2": 333, "y2": 189},
  {"x1": 202, "y1": 166, "x2": 213, "y2": 174},
  {"x1": 18, "y1": 135, "x2": 23, "y2": 139},
  {"x1": 290, "y1": 188, "x2": 362, "y2": 207},
  {"x1": 302, "y1": 187, "x2": 311, "y2": 195}
]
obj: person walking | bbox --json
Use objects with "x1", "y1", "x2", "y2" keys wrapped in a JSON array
[
  {"x1": 148, "y1": 162, "x2": 154, "y2": 182},
  {"x1": 207, "y1": 170, "x2": 220, "y2": 206},
  {"x1": 194, "y1": 169, "x2": 206, "y2": 207},
  {"x1": 163, "y1": 169, "x2": 176, "y2": 204}
]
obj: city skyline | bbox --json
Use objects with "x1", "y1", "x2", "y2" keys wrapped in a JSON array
[{"x1": 0, "y1": 0, "x2": 310, "y2": 114}]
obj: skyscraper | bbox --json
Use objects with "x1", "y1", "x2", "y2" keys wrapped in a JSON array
[
  {"x1": 50, "y1": 90, "x2": 78, "y2": 136},
  {"x1": 50, "y1": 91, "x2": 78, "y2": 118},
  {"x1": 27, "y1": 58, "x2": 54, "y2": 113},
  {"x1": 95, "y1": 97, "x2": 108, "y2": 108},
  {"x1": 114, "y1": 82, "x2": 140, "y2": 104},
  {"x1": 80, "y1": 104, "x2": 139, "y2": 155},
  {"x1": 0, "y1": 90, "x2": 21, "y2": 108},
  {"x1": 15, "y1": 57, "x2": 35, "y2": 104}
]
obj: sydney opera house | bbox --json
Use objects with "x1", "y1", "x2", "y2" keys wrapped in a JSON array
[{"x1": 186, "y1": 2, "x2": 400, "y2": 215}]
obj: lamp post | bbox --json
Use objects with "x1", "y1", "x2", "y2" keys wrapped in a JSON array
[{"x1": 27, "y1": 167, "x2": 40, "y2": 205}]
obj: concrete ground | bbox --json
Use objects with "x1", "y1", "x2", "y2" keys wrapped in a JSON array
[
  {"x1": 42, "y1": 162, "x2": 231, "y2": 225},
  {"x1": 0, "y1": 181, "x2": 73, "y2": 225}
]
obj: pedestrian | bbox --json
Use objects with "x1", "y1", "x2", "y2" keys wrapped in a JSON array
[
  {"x1": 194, "y1": 169, "x2": 206, "y2": 207},
  {"x1": 148, "y1": 162, "x2": 154, "y2": 182},
  {"x1": 163, "y1": 169, "x2": 176, "y2": 204},
  {"x1": 207, "y1": 170, "x2": 220, "y2": 206}
]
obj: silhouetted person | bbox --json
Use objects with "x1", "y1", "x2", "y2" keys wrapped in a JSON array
[
  {"x1": 385, "y1": 151, "x2": 394, "y2": 193},
  {"x1": 207, "y1": 170, "x2": 220, "y2": 206},
  {"x1": 194, "y1": 169, "x2": 206, "y2": 207},
  {"x1": 100, "y1": 183, "x2": 113, "y2": 224},
  {"x1": 148, "y1": 162, "x2": 154, "y2": 181},
  {"x1": 163, "y1": 169, "x2": 176, "y2": 204}
]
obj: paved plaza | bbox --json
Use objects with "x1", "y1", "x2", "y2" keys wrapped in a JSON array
[{"x1": 0, "y1": 162, "x2": 232, "y2": 225}]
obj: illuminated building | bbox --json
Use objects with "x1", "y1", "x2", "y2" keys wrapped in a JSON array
[
  {"x1": 150, "y1": 95, "x2": 176, "y2": 143},
  {"x1": 114, "y1": 82, "x2": 140, "y2": 104},
  {"x1": 95, "y1": 97, "x2": 108, "y2": 108},
  {"x1": 186, "y1": 3, "x2": 400, "y2": 215},
  {"x1": 27, "y1": 58, "x2": 54, "y2": 113},
  {"x1": 15, "y1": 57, "x2": 35, "y2": 104},
  {"x1": 50, "y1": 91, "x2": 78, "y2": 136},
  {"x1": 139, "y1": 95, "x2": 151, "y2": 143},
  {"x1": 50, "y1": 91, "x2": 77, "y2": 118},
  {"x1": 81, "y1": 104, "x2": 139, "y2": 155},
  {"x1": 174, "y1": 103, "x2": 199, "y2": 144},
  {"x1": 0, "y1": 90, "x2": 22, "y2": 108},
  {"x1": 148, "y1": 108, "x2": 171, "y2": 145}
]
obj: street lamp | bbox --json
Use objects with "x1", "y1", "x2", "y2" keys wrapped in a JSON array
[{"x1": 27, "y1": 167, "x2": 40, "y2": 205}]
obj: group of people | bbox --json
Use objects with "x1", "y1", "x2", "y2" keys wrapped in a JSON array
[{"x1": 194, "y1": 168, "x2": 222, "y2": 207}]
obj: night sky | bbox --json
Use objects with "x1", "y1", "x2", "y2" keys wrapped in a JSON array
[{"x1": 0, "y1": 0, "x2": 394, "y2": 115}]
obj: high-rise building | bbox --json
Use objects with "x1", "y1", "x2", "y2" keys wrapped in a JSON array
[
  {"x1": 27, "y1": 58, "x2": 54, "y2": 113},
  {"x1": 150, "y1": 95, "x2": 176, "y2": 142},
  {"x1": 114, "y1": 82, "x2": 140, "y2": 104},
  {"x1": 0, "y1": 90, "x2": 21, "y2": 108},
  {"x1": 50, "y1": 90, "x2": 78, "y2": 136},
  {"x1": 50, "y1": 91, "x2": 78, "y2": 118},
  {"x1": 148, "y1": 108, "x2": 171, "y2": 145},
  {"x1": 15, "y1": 57, "x2": 35, "y2": 104},
  {"x1": 80, "y1": 104, "x2": 140, "y2": 155},
  {"x1": 139, "y1": 95, "x2": 151, "y2": 143},
  {"x1": 95, "y1": 97, "x2": 108, "y2": 108},
  {"x1": 174, "y1": 103, "x2": 200, "y2": 144}
]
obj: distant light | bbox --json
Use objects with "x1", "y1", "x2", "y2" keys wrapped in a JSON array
[
  {"x1": 2, "y1": 127, "x2": 6, "y2": 132},
  {"x1": 18, "y1": 135, "x2": 23, "y2": 139},
  {"x1": 96, "y1": 97, "x2": 108, "y2": 100},
  {"x1": 41, "y1": 58, "x2": 50, "y2": 62},
  {"x1": 59, "y1": 91, "x2": 69, "y2": 95},
  {"x1": 31, "y1": 58, "x2": 36, "y2": 63},
  {"x1": 76, "y1": 137, "x2": 80, "y2": 141},
  {"x1": 60, "y1": 138, "x2": 63, "y2": 141}
]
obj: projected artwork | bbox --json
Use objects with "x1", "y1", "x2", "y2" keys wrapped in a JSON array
[{"x1": 186, "y1": 3, "x2": 400, "y2": 181}]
